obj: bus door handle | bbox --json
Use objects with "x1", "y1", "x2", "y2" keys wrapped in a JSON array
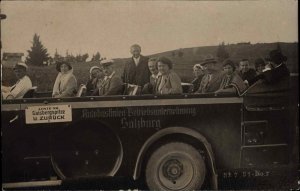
[{"x1": 9, "y1": 115, "x2": 19, "y2": 123}]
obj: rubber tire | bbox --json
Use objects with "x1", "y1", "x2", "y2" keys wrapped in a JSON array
[{"x1": 146, "y1": 142, "x2": 206, "y2": 191}]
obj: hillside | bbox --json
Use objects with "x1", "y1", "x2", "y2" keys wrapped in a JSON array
[{"x1": 1, "y1": 42, "x2": 298, "y2": 92}]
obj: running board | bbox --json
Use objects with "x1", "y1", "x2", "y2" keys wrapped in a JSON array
[{"x1": 2, "y1": 180, "x2": 62, "y2": 189}]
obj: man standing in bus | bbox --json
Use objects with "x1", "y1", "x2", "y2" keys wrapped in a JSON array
[{"x1": 122, "y1": 44, "x2": 150, "y2": 87}]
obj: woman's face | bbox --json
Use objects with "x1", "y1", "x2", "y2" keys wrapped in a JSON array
[
  {"x1": 223, "y1": 65, "x2": 234, "y2": 75},
  {"x1": 91, "y1": 68, "x2": 103, "y2": 79},
  {"x1": 60, "y1": 64, "x2": 70, "y2": 74},
  {"x1": 256, "y1": 64, "x2": 265, "y2": 74},
  {"x1": 193, "y1": 68, "x2": 203, "y2": 77},
  {"x1": 157, "y1": 61, "x2": 170, "y2": 75}
]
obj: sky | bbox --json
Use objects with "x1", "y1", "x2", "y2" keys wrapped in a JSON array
[{"x1": 1, "y1": 0, "x2": 298, "y2": 60}]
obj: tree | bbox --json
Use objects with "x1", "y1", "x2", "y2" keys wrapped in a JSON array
[
  {"x1": 94, "y1": 52, "x2": 101, "y2": 61},
  {"x1": 25, "y1": 33, "x2": 49, "y2": 66},
  {"x1": 178, "y1": 49, "x2": 184, "y2": 57},
  {"x1": 54, "y1": 49, "x2": 63, "y2": 62},
  {"x1": 216, "y1": 42, "x2": 229, "y2": 62},
  {"x1": 82, "y1": 53, "x2": 89, "y2": 62}
]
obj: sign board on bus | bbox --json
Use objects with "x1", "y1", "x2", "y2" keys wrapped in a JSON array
[{"x1": 25, "y1": 105, "x2": 72, "y2": 124}]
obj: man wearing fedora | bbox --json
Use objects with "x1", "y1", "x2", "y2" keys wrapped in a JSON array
[
  {"x1": 2, "y1": 62, "x2": 32, "y2": 99},
  {"x1": 196, "y1": 58, "x2": 224, "y2": 93},
  {"x1": 122, "y1": 44, "x2": 150, "y2": 87},
  {"x1": 246, "y1": 49, "x2": 290, "y2": 86},
  {"x1": 98, "y1": 59, "x2": 123, "y2": 96}
]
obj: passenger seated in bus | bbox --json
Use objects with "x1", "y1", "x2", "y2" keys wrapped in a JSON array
[
  {"x1": 254, "y1": 58, "x2": 266, "y2": 75},
  {"x1": 52, "y1": 61, "x2": 77, "y2": 98},
  {"x1": 191, "y1": 63, "x2": 204, "y2": 92},
  {"x1": 2, "y1": 62, "x2": 32, "y2": 99},
  {"x1": 196, "y1": 58, "x2": 223, "y2": 93},
  {"x1": 238, "y1": 58, "x2": 256, "y2": 83},
  {"x1": 96, "y1": 59, "x2": 123, "y2": 96},
  {"x1": 86, "y1": 66, "x2": 104, "y2": 96},
  {"x1": 142, "y1": 58, "x2": 160, "y2": 94},
  {"x1": 155, "y1": 57, "x2": 182, "y2": 95},
  {"x1": 215, "y1": 59, "x2": 246, "y2": 95},
  {"x1": 246, "y1": 49, "x2": 290, "y2": 86}
]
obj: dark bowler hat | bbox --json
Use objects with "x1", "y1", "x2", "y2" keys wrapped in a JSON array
[
  {"x1": 200, "y1": 58, "x2": 217, "y2": 66},
  {"x1": 269, "y1": 49, "x2": 287, "y2": 64},
  {"x1": 100, "y1": 59, "x2": 114, "y2": 67},
  {"x1": 56, "y1": 61, "x2": 72, "y2": 72},
  {"x1": 222, "y1": 59, "x2": 236, "y2": 71}
]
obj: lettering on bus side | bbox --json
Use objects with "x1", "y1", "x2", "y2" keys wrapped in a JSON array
[{"x1": 81, "y1": 107, "x2": 197, "y2": 129}]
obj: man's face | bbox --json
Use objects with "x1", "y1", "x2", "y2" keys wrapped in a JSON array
[
  {"x1": 102, "y1": 65, "x2": 113, "y2": 76},
  {"x1": 223, "y1": 65, "x2": 234, "y2": 75},
  {"x1": 130, "y1": 47, "x2": 141, "y2": 58},
  {"x1": 239, "y1": 61, "x2": 250, "y2": 73},
  {"x1": 13, "y1": 67, "x2": 26, "y2": 79},
  {"x1": 202, "y1": 63, "x2": 214, "y2": 74},
  {"x1": 148, "y1": 61, "x2": 158, "y2": 75}
]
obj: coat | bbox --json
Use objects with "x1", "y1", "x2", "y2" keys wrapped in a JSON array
[
  {"x1": 191, "y1": 75, "x2": 204, "y2": 93},
  {"x1": 52, "y1": 69, "x2": 77, "y2": 97},
  {"x1": 238, "y1": 68, "x2": 256, "y2": 81},
  {"x1": 218, "y1": 72, "x2": 247, "y2": 95},
  {"x1": 155, "y1": 71, "x2": 182, "y2": 95},
  {"x1": 122, "y1": 55, "x2": 150, "y2": 87},
  {"x1": 196, "y1": 71, "x2": 223, "y2": 93},
  {"x1": 248, "y1": 63, "x2": 290, "y2": 86},
  {"x1": 98, "y1": 72, "x2": 123, "y2": 96}
]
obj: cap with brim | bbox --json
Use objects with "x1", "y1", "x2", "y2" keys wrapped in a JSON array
[
  {"x1": 56, "y1": 61, "x2": 72, "y2": 72},
  {"x1": 100, "y1": 59, "x2": 114, "y2": 67},
  {"x1": 200, "y1": 58, "x2": 217, "y2": 66},
  {"x1": 13, "y1": 62, "x2": 28, "y2": 70}
]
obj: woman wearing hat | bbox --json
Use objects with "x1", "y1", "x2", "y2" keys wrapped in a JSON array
[
  {"x1": 191, "y1": 63, "x2": 204, "y2": 93},
  {"x1": 215, "y1": 59, "x2": 246, "y2": 95},
  {"x1": 155, "y1": 57, "x2": 182, "y2": 95},
  {"x1": 52, "y1": 61, "x2": 77, "y2": 98},
  {"x1": 86, "y1": 66, "x2": 104, "y2": 96}
]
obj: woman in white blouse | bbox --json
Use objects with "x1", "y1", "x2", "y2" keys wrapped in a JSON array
[{"x1": 52, "y1": 61, "x2": 77, "y2": 98}]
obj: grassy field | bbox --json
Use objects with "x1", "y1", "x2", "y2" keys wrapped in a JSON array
[{"x1": 2, "y1": 42, "x2": 298, "y2": 92}]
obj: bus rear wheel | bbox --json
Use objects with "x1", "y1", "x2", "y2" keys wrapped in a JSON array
[{"x1": 145, "y1": 142, "x2": 206, "y2": 191}]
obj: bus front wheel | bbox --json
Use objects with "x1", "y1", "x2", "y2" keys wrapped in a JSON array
[{"x1": 145, "y1": 142, "x2": 206, "y2": 191}]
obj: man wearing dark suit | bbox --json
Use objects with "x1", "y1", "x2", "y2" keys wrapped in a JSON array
[
  {"x1": 98, "y1": 60, "x2": 123, "y2": 96},
  {"x1": 238, "y1": 59, "x2": 256, "y2": 82},
  {"x1": 247, "y1": 49, "x2": 290, "y2": 86},
  {"x1": 122, "y1": 44, "x2": 150, "y2": 87}
]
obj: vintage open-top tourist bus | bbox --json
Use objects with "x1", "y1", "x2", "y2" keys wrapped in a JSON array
[{"x1": 2, "y1": 75, "x2": 298, "y2": 190}]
